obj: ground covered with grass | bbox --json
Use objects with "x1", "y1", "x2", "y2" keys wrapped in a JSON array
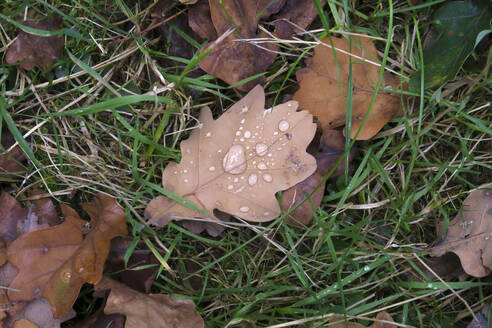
[{"x1": 1, "y1": 0, "x2": 491, "y2": 327}]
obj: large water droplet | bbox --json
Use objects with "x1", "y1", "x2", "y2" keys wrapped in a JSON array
[
  {"x1": 257, "y1": 162, "x2": 267, "y2": 170},
  {"x1": 248, "y1": 174, "x2": 258, "y2": 186},
  {"x1": 255, "y1": 143, "x2": 268, "y2": 156},
  {"x1": 239, "y1": 206, "x2": 249, "y2": 212},
  {"x1": 262, "y1": 174, "x2": 273, "y2": 182},
  {"x1": 222, "y1": 145, "x2": 247, "y2": 174},
  {"x1": 278, "y1": 120, "x2": 290, "y2": 132}
]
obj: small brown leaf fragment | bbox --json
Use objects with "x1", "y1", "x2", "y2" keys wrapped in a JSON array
[
  {"x1": 282, "y1": 129, "x2": 354, "y2": 225},
  {"x1": 188, "y1": 0, "x2": 217, "y2": 41},
  {"x1": 6, "y1": 15, "x2": 64, "y2": 71},
  {"x1": 198, "y1": 0, "x2": 279, "y2": 91},
  {"x1": 431, "y1": 183, "x2": 492, "y2": 277},
  {"x1": 95, "y1": 276, "x2": 204, "y2": 328},
  {"x1": 145, "y1": 85, "x2": 316, "y2": 235},
  {"x1": 7, "y1": 193, "x2": 127, "y2": 318},
  {"x1": 0, "y1": 130, "x2": 26, "y2": 180},
  {"x1": 273, "y1": 0, "x2": 323, "y2": 39},
  {"x1": 293, "y1": 35, "x2": 402, "y2": 140},
  {"x1": 329, "y1": 311, "x2": 396, "y2": 328}
]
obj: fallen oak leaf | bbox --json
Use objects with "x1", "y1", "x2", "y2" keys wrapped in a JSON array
[
  {"x1": 94, "y1": 276, "x2": 204, "y2": 328},
  {"x1": 6, "y1": 15, "x2": 64, "y2": 71},
  {"x1": 293, "y1": 34, "x2": 402, "y2": 140},
  {"x1": 7, "y1": 193, "x2": 127, "y2": 318},
  {"x1": 198, "y1": 0, "x2": 279, "y2": 91},
  {"x1": 431, "y1": 183, "x2": 492, "y2": 277},
  {"x1": 145, "y1": 85, "x2": 316, "y2": 235}
]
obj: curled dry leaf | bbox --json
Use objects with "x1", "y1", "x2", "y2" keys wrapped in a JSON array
[
  {"x1": 7, "y1": 193, "x2": 127, "y2": 318},
  {"x1": 145, "y1": 85, "x2": 316, "y2": 235},
  {"x1": 293, "y1": 35, "x2": 402, "y2": 140},
  {"x1": 0, "y1": 130, "x2": 26, "y2": 180},
  {"x1": 282, "y1": 129, "x2": 354, "y2": 225},
  {"x1": 330, "y1": 311, "x2": 396, "y2": 328},
  {"x1": 431, "y1": 183, "x2": 492, "y2": 277},
  {"x1": 198, "y1": 0, "x2": 279, "y2": 91},
  {"x1": 95, "y1": 276, "x2": 204, "y2": 328},
  {"x1": 6, "y1": 15, "x2": 64, "y2": 71}
]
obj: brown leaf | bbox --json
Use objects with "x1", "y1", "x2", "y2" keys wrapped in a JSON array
[
  {"x1": 7, "y1": 193, "x2": 127, "y2": 318},
  {"x1": 0, "y1": 130, "x2": 26, "y2": 180},
  {"x1": 198, "y1": 0, "x2": 279, "y2": 91},
  {"x1": 29, "y1": 191, "x2": 61, "y2": 227},
  {"x1": 273, "y1": 0, "x2": 323, "y2": 39},
  {"x1": 293, "y1": 35, "x2": 402, "y2": 140},
  {"x1": 105, "y1": 237, "x2": 159, "y2": 293},
  {"x1": 145, "y1": 85, "x2": 316, "y2": 235},
  {"x1": 431, "y1": 183, "x2": 492, "y2": 277},
  {"x1": 330, "y1": 311, "x2": 396, "y2": 328},
  {"x1": 282, "y1": 129, "x2": 354, "y2": 225},
  {"x1": 188, "y1": 0, "x2": 217, "y2": 41},
  {"x1": 6, "y1": 15, "x2": 64, "y2": 71},
  {"x1": 94, "y1": 276, "x2": 204, "y2": 328}
]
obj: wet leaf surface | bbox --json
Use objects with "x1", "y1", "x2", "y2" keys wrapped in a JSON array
[
  {"x1": 6, "y1": 15, "x2": 64, "y2": 71},
  {"x1": 293, "y1": 35, "x2": 402, "y2": 140},
  {"x1": 145, "y1": 85, "x2": 316, "y2": 235},
  {"x1": 7, "y1": 193, "x2": 127, "y2": 318},
  {"x1": 432, "y1": 183, "x2": 492, "y2": 277},
  {"x1": 94, "y1": 276, "x2": 204, "y2": 328}
]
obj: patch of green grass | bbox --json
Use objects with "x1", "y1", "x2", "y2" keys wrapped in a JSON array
[{"x1": 1, "y1": 0, "x2": 491, "y2": 327}]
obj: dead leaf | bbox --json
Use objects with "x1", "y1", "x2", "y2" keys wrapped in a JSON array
[
  {"x1": 145, "y1": 85, "x2": 316, "y2": 235},
  {"x1": 7, "y1": 193, "x2": 127, "y2": 318},
  {"x1": 431, "y1": 183, "x2": 492, "y2": 277},
  {"x1": 188, "y1": 0, "x2": 217, "y2": 41},
  {"x1": 105, "y1": 237, "x2": 159, "y2": 293},
  {"x1": 29, "y1": 191, "x2": 61, "y2": 227},
  {"x1": 329, "y1": 311, "x2": 396, "y2": 328},
  {"x1": 95, "y1": 276, "x2": 204, "y2": 328},
  {"x1": 198, "y1": 0, "x2": 279, "y2": 91},
  {"x1": 293, "y1": 35, "x2": 402, "y2": 140},
  {"x1": 282, "y1": 129, "x2": 354, "y2": 225},
  {"x1": 0, "y1": 130, "x2": 26, "y2": 180},
  {"x1": 6, "y1": 15, "x2": 64, "y2": 71},
  {"x1": 273, "y1": 0, "x2": 323, "y2": 39}
]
